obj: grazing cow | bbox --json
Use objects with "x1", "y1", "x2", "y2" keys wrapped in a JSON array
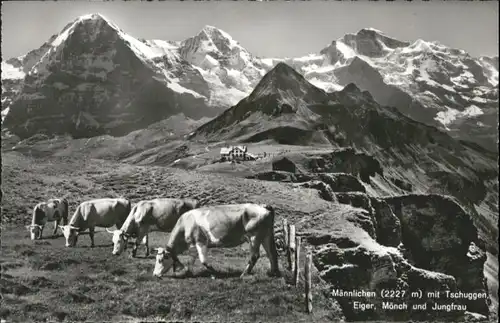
[
  {"x1": 152, "y1": 203, "x2": 280, "y2": 279},
  {"x1": 107, "y1": 198, "x2": 199, "y2": 257},
  {"x1": 26, "y1": 198, "x2": 69, "y2": 240},
  {"x1": 59, "y1": 198, "x2": 131, "y2": 248}
]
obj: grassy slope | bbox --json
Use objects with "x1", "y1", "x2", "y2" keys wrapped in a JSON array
[
  {"x1": 1, "y1": 228, "x2": 337, "y2": 322},
  {"x1": 1, "y1": 152, "x2": 342, "y2": 322}
]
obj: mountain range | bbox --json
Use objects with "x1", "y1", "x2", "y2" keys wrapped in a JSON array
[{"x1": 1, "y1": 13, "x2": 498, "y2": 151}]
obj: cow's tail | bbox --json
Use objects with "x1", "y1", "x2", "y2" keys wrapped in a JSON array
[{"x1": 263, "y1": 204, "x2": 280, "y2": 276}]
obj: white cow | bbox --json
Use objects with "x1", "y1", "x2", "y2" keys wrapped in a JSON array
[
  {"x1": 152, "y1": 203, "x2": 280, "y2": 279},
  {"x1": 59, "y1": 198, "x2": 131, "y2": 248},
  {"x1": 26, "y1": 198, "x2": 69, "y2": 240},
  {"x1": 107, "y1": 198, "x2": 199, "y2": 257}
]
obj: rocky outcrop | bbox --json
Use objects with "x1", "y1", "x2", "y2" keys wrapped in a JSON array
[
  {"x1": 316, "y1": 173, "x2": 366, "y2": 193},
  {"x1": 246, "y1": 171, "x2": 366, "y2": 193},
  {"x1": 384, "y1": 194, "x2": 490, "y2": 315},
  {"x1": 370, "y1": 198, "x2": 402, "y2": 247},
  {"x1": 304, "y1": 148, "x2": 384, "y2": 183},
  {"x1": 293, "y1": 181, "x2": 337, "y2": 203},
  {"x1": 335, "y1": 192, "x2": 373, "y2": 212},
  {"x1": 295, "y1": 192, "x2": 491, "y2": 321},
  {"x1": 306, "y1": 229, "x2": 464, "y2": 322},
  {"x1": 247, "y1": 148, "x2": 493, "y2": 319},
  {"x1": 326, "y1": 192, "x2": 402, "y2": 248}
]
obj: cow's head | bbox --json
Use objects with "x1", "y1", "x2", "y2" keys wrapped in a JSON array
[
  {"x1": 106, "y1": 228, "x2": 129, "y2": 255},
  {"x1": 153, "y1": 247, "x2": 175, "y2": 278},
  {"x1": 26, "y1": 224, "x2": 43, "y2": 240},
  {"x1": 59, "y1": 225, "x2": 80, "y2": 247}
]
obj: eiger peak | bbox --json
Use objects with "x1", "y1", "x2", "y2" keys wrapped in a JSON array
[{"x1": 68, "y1": 13, "x2": 118, "y2": 30}]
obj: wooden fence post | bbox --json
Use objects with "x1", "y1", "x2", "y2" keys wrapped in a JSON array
[
  {"x1": 305, "y1": 250, "x2": 313, "y2": 313},
  {"x1": 288, "y1": 224, "x2": 296, "y2": 271},
  {"x1": 294, "y1": 236, "x2": 301, "y2": 287},
  {"x1": 283, "y1": 219, "x2": 288, "y2": 249}
]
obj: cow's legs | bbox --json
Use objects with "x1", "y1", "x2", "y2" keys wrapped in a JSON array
[
  {"x1": 52, "y1": 219, "x2": 60, "y2": 237},
  {"x1": 89, "y1": 227, "x2": 95, "y2": 248},
  {"x1": 180, "y1": 245, "x2": 197, "y2": 277},
  {"x1": 195, "y1": 242, "x2": 216, "y2": 273},
  {"x1": 132, "y1": 226, "x2": 148, "y2": 258},
  {"x1": 52, "y1": 221, "x2": 57, "y2": 236},
  {"x1": 40, "y1": 225, "x2": 45, "y2": 240},
  {"x1": 131, "y1": 240, "x2": 138, "y2": 257},
  {"x1": 241, "y1": 235, "x2": 262, "y2": 278},
  {"x1": 144, "y1": 234, "x2": 150, "y2": 257},
  {"x1": 262, "y1": 230, "x2": 281, "y2": 277},
  {"x1": 187, "y1": 253, "x2": 196, "y2": 276}
]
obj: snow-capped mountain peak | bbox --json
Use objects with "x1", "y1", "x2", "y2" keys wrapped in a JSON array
[
  {"x1": 22, "y1": 12, "x2": 193, "y2": 82},
  {"x1": 49, "y1": 13, "x2": 121, "y2": 48},
  {"x1": 173, "y1": 24, "x2": 268, "y2": 108},
  {"x1": 200, "y1": 25, "x2": 238, "y2": 47},
  {"x1": 341, "y1": 28, "x2": 411, "y2": 57},
  {"x1": 0, "y1": 16, "x2": 113, "y2": 81},
  {"x1": 360, "y1": 27, "x2": 385, "y2": 34},
  {"x1": 179, "y1": 25, "x2": 249, "y2": 65}
]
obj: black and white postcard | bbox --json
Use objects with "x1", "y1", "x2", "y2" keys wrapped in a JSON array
[{"x1": 1, "y1": 1, "x2": 498, "y2": 322}]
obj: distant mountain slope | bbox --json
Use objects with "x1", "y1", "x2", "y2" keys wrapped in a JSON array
[{"x1": 1, "y1": 14, "x2": 217, "y2": 139}]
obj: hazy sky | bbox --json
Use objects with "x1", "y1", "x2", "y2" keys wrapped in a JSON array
[{"x1": 1, "y1": 1, "x2": 498, "y2": 60}]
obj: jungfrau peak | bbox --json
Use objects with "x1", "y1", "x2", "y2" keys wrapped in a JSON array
[{"x1": 257, "y1": 28, "x2": 499, "y2": 152}]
